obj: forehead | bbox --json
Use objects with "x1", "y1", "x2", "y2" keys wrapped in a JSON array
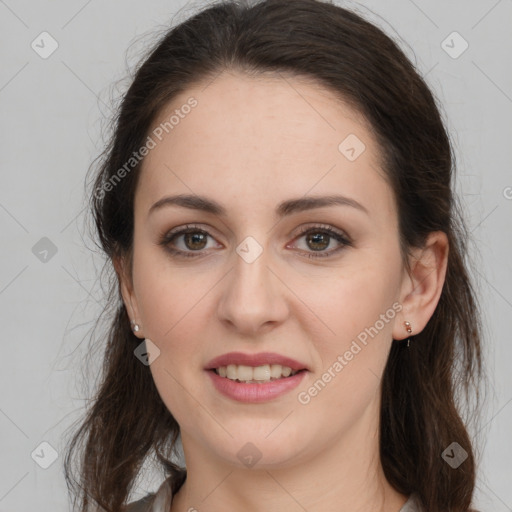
[{"x1": 136, "y1": 70, "x2": 396, "y2": 222}]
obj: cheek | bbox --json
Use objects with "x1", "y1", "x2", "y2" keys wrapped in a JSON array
[
  {"x1": 300, "y1": 260, "x2": 400, "y2": 348},
  {"x1": 295, "y1": 275, "x2": 398, "y2": 425},
  {"x1": 136, "y1": 261, "x2": 210, "y2": 427},
  {"x1": 131, "y1": 243, "x2": 211, "y2": 374},
  {"x1": 293, "y1": 252, "x2": 402, "y2": 413},
  {"x1": 132, "y1": 242, "x2": 208, "y2": 339}
]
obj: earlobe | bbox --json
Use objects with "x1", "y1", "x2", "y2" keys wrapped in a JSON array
[
  {"x1": 113, "y1": 255, "x2": 143, "y2": 337},
  {"x1": 393, "y1": 231, "x2": 449, "y2": 340}
]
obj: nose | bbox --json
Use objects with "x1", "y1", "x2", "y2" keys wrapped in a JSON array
[{"x1": 216, "y1": 244, "x2": 289, "y2": 336}]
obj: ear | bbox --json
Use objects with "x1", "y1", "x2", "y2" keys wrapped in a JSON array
[
  {"x1": 393, "y1": 231, "x2": 449, "y2": 340},
  {"x1": 113, "y1": 254, "x2": 145, "y2": 339}
]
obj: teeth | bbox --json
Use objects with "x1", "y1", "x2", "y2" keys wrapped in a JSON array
[
  {"x1": 270, "y1": 364, "x2": 282, "y2": 379},
  {"x1": 226, "y1": 364, "x2": 238, "y2": 380},
  {"x1": 215, "y1": 364, "x2": 299, "y2": 383},
  {"x1": 253, "y1": 365, "x2": 271, "y2": 380},
  {"x1": 236, "y1": 364, "x2": 253, "y2": 381}
]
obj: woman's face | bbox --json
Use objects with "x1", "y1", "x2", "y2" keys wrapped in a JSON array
[{"x1": 121, "y1": 70, "x2": 411, "y2": 469}]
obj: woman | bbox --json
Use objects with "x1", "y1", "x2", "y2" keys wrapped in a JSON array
[{"x1": 64, "y1": 1, "x2": 484, "y2": 511}]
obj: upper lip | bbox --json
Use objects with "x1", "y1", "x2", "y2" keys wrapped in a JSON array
[{"x1": 205, "y1": 352, "x2": 309, "y2": 372}]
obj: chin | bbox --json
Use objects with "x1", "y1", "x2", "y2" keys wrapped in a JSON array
[{"x1": 206, "y1": 429, "x2": 309, "y2": 470}]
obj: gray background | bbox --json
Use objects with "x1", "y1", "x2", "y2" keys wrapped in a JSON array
[{"x1": 0, "y1": 0, "x2": 511, "y2": 510}]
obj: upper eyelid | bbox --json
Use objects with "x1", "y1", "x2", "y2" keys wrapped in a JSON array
[{"x1": 164, "y1": 223, "x2": 348, "y2": 240}]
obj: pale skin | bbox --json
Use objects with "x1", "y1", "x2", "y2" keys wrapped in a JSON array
[{"x1": 115, "y1": 70, "x2": 448, "y2": 512}]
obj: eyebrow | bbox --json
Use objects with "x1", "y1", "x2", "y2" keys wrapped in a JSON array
[{"x1": 148, "y1": 193, "x2": 369, "y2": 218}]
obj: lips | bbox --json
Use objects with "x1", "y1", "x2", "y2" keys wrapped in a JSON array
[
  {"x1": 204, "y1": 351, "x2": 309, "y2": 372},
  {"x1": 207, "y1": 369, "x2": 307, "y2": 402}
]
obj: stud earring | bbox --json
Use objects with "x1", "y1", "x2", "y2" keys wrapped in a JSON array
[
  {"x1": 404, "y1": 321, "x2": 413, "y2": 347},
  {"x1": 130, "y1": 320, "x2": 140, "y2": 333}
]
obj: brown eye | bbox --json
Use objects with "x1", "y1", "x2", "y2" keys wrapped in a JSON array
[
  {"x1": 182, "y1": 231, "x2": 208, "y2": 250},
  {"x1": 290, "y1": 225, "x2": 352, "y2": 258},
  {"x1": 159, "y1": 225, "x2": 220, "y2": 258},
  {"x1": 305, "y1": 232, "x2": 330, "y2": 251}
]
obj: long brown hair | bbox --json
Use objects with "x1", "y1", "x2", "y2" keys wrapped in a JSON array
[{"x1": 64, "y1": 1, "x2": 485, "y2": 510}]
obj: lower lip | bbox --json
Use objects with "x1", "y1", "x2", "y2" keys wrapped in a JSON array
[{"x1": 206, "y1": 369, "x2": 307, "y2": 403}]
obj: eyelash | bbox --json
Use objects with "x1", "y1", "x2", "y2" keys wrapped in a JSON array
[{"x1": 158, "y1": 223, "x2": 352, "y2": 259}]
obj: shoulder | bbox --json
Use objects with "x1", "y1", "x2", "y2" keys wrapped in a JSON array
[
  {"x1": 124, "y1": 476, "x2": 175, "y2": 512},
  {"x1": 399, "y1": 493, "x2": 423, "y2": 512},
  {"x1": 124, "y1": 493, "x2": 156, "y2": 512}
]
